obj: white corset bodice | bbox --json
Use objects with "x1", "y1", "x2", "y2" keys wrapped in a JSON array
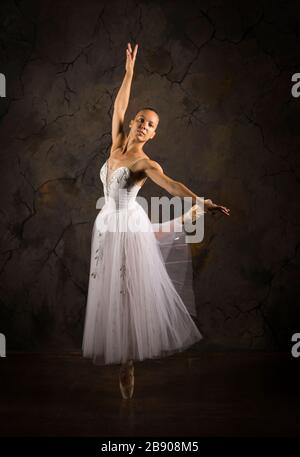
[{"x1": 100, "y1": 160, "x2": 142, "y2": 209}]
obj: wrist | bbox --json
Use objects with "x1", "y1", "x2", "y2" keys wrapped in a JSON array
[
  {"x1": 203, "y1": 199, "x2": 213, "y2": 212},
  {"x1": 194, "y1": 196, "x2": 208, "y2": 214}
]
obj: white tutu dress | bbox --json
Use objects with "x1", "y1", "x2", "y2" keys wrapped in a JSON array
[{"x1": 82, "y1": 159, "x2": 204, "y2": 365}]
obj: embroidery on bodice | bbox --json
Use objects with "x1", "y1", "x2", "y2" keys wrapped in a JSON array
[
  {"x1": 100, "y1": 160, "x2": 142, "y2": 203},
  {"x1": 91, "y1": 160, "x2": 142, "y2": 281}
]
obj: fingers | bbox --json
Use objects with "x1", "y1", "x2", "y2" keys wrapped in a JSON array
[
  {"x1": 126, "y1": 44, "x2": 131, "y2": 60},
  {"x1": 219, "y1": 205, "x2": 230, "y2": 216},
  {"x1": 214, "y1": 204, "x2": 230, "y2": 216},
  {"x1": 126, "y1": 42, "x2": 138, "y2": 60}
]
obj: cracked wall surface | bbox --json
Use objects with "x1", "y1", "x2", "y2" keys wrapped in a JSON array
[{"x1": 0, "y1": 0, "x2": 299, "y2": 351}]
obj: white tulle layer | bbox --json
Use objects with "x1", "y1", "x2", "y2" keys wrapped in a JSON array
[{"x1": 82, "y1": 201, "x2": 203, "y2": 366}]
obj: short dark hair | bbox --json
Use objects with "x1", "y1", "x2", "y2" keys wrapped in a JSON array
[{"x1": 138, "y1": 107, "x2": 160, "y2": 119}]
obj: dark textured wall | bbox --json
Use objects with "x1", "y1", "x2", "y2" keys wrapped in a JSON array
[{"x1": 0, "y1": 0, "x2": 299, "y2": 352}]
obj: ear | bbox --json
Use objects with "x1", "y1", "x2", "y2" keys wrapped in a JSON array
[
  {"x1": 150, "y1": 131, "x2": 156, "y2": 139},
  {"x1": 129, "y1": 119, "x2": 133, "y2": 129}
]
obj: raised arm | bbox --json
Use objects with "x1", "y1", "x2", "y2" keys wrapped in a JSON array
[
  {"x1": 138, "y1": 159, "x2": 230, "y2": 216},
  {"x1": 111, "y1": 43, "x2": 138, "y2": 149}
]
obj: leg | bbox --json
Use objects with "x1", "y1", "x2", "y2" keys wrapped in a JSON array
[{"x1": 119, "y1": 359, "x2": 135, "y2": 399}]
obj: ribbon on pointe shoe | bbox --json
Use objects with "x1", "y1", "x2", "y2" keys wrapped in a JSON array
[{"x1": 119, "y1": 361, "x2": 134, "y2": 399}]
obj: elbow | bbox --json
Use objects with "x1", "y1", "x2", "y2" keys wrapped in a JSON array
[
  {"x1": 168, "y1": 180, "x2": 181, "y2": 196},
  {"x1": 114, "y1": 102, "x2": 126, "y2": 113}
]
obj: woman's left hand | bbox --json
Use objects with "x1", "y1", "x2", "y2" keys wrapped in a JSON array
[{"x1": 204, "y1": 199, "x2": 230, "y2": 216}]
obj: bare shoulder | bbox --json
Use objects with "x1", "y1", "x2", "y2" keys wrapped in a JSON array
[
  {"x1": 132, "y1": 157, "x2": 164, "y2": 174},
  {"x1": 134, "y1": 158, "x2": 175, "y2": 192}
]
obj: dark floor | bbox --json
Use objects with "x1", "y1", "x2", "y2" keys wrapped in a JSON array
[{"x1": 0, "y1": 350, "x2": 300, "y2": 436}]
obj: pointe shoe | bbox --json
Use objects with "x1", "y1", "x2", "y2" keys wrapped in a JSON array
[{"x1": 119, "y1": 360, "x2": 134, "y2": 399}]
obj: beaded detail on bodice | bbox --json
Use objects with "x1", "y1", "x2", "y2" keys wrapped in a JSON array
[{"x1": 100, "y1": 160, "x2": 141, "y2": 209}]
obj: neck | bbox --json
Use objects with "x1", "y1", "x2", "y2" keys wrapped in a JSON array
[{"x1": 126, "y1": 134, "x2": 145, "y2": 152}]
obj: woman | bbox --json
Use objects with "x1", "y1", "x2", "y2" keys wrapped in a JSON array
[{"x1": 82, "y1": 43, "x2": 230, "y2": 399}]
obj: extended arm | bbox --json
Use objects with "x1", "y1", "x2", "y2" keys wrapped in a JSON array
[
  {"x1": 140, "y1": 159, "x2": 230, "y2": 216},
  {"x1": 111, "y1": 43, "x2": 138, "y2": 148}
]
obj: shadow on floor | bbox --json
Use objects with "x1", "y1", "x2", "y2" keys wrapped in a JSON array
[{"x1": 0, "y1": 349, "x2": 300, "y2": 436}]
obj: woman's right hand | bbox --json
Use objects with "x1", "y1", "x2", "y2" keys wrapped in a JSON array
[{"x1": 125, "y1": 42, "x2": 138, "y2": 73}]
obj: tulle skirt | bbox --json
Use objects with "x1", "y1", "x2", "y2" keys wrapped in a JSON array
[{"x1": 82, "y1": 200, "x2": 203, "y2": 365}]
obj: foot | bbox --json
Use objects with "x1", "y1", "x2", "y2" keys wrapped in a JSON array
[{"x1": 119, "y1": 360, "x2": 134, "y2": 399}]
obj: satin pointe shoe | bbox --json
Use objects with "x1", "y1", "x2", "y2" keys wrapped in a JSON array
[{"x1": 119, "y1": 360, "x2": 134, "y2": 399}]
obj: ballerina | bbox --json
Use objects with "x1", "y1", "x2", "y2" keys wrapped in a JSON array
[{"x1": 82, "y1": 42, "x2": 230, "y2": 399}]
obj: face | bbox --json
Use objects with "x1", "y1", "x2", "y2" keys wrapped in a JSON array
[{"x1": 129, "y1": 110, "x2": 159, "y2": 142}]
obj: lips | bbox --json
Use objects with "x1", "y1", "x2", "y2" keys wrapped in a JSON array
[{"x1": 137, "y1": 130, "x2": 146, "y2": 135}]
